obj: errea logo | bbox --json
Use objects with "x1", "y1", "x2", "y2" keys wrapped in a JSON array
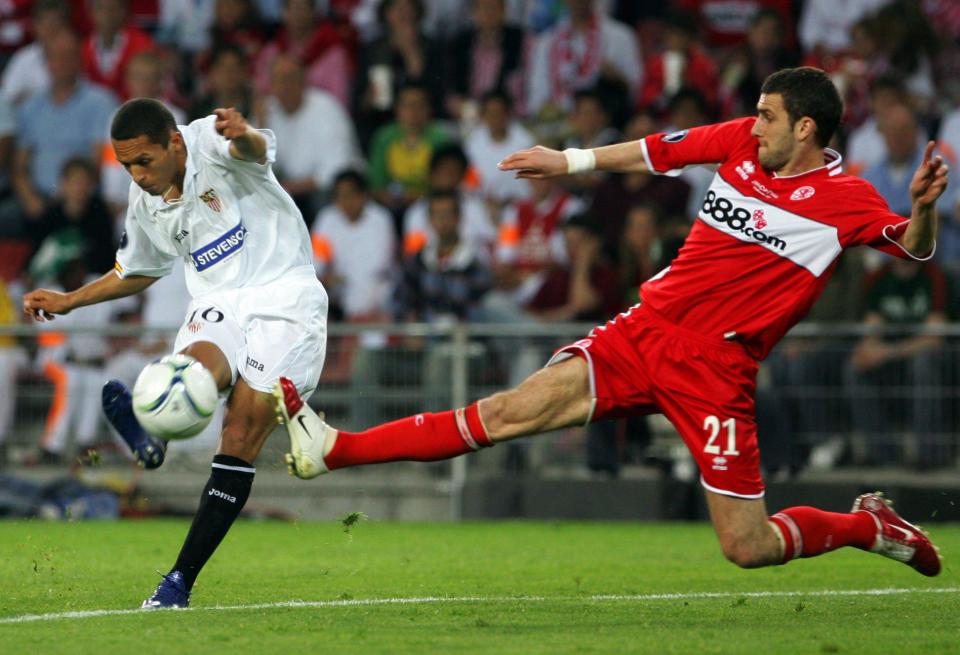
[
  {"x1": 790, "y1": 186, "x2": 815, "y2": 201},
  {"x1": 736, "y1": 160, "x2": 756, "y2": 180}
]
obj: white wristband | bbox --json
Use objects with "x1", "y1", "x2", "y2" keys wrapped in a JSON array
[{"x1": 563, "y1": 148, "x2": 596, "y2": 174}]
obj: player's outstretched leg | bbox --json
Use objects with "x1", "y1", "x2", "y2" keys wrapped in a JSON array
[
  {"x1": 273, "y1": 357, "x2": 594, "y2": 479},
  {"x1": 767, "y1": 492, "x2": 941, "y2": 576},
  {"x1": 101, "y1": 380, "x2": 166, "y2": 469},
  {"x1": 272, "y1": 376, "x2": 493, "y2": 479}
]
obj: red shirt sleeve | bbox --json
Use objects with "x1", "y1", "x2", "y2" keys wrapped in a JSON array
[
  {"x1": 838, "y1": 179, "x2": 934, "y2": 261},
  {"x1": 640, "y1": 117, "x2": 755, "y2": 175}
]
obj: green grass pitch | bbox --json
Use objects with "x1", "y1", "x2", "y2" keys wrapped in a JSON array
[{"x1": 1, "y1": 520, "x2": 957, "y2": 654}]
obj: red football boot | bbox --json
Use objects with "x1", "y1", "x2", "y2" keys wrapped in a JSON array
[
  {"x1": 853, "y1": 492, "x2": 941, "y2": 577},
  {"x1": 271, "y1": 377, "x2": 337, "y2": 479}
]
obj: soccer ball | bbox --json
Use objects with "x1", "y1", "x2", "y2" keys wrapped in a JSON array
[{"x1": 132, "y1": 354, "x2": 218, "y2": 439}]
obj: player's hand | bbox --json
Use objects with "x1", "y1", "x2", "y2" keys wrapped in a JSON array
[
  {"x1": 498, "y1": 145, "x2": 568, "y2": 179},
  {"x1": 213, "y1": 107, "x2": 251, "y2": 140},
  {"x1": 23, "y1": 288, "x2": 73, "y2": 322},
  {"x1": 909, "y1": 141, "x2": 949, "y2": 206}
]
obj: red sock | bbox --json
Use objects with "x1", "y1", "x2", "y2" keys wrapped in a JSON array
[
  {"x1": 324, "y1": 403, "x2": 492, "y2": 470},
  {"x1": 769, "y1": 506, "x2": 878, "y2": 562}
]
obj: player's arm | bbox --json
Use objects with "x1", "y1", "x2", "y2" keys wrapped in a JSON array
[
  {"x1": 214, "y1": 107, "x2": 267, "y2": 164},
  {"x1": 902, "y1": 141, "x2": 948, "y2": 256},
  {"x1": 498, "y1": 140, "x2": 650, "y2": 179},
  {"x1": 23, "y1": 270, "x2": 158, "y2": 322}
]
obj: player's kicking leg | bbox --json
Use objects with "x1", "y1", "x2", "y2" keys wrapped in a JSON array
[
  {"x1": 272, "y1": 356, "x2": 594, "y2": 478},
  {"x1": 707, "y1": 490, "x2": 941, "y2": 576},
  {"x1": 103, "y1": 342, "x2": 233, "y2": 470},
  {"x1": 102, "y1": 379, "x2": 168, "y2": 468},
  {"x1": 142, "y1": 377, "x2": 277, "y2": 609}
]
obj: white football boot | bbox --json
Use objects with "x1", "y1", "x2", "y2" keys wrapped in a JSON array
[{"x1": 271, "y1": 377, "x2": 337, "y2": 479}]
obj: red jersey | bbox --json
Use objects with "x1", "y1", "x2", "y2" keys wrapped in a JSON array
[{"x1": 638, "y1": 117, "x2": 926, "y2": 360}]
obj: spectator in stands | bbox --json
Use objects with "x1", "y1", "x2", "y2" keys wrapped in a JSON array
[
  {"x1": 525, "y1": 0, "x2": 641, "y2": 117},
  {"x1": 0, "y1": 276, "x2": 22, "y2": 467},
  {"x1": 403, "y1": 143, "x2": 497, "y2": 260},
  {"x1": 678, "y1": 0, "x2": 793, "y2": 51},
  {"x1": 464, "y1": 90, "x2": 535, "y2": 212},
  {"x1": 29, "y1": 158, "x2": 115, "y2": 276},
  {"x1": 861, "y1": 104, "x2": 944, "y2": 218},
  {"x1": 12, "y1": 31, "x2": 118, "y2": 221},
  {"x1": 206, "y1": 0, "x2": 266, "y2": 62},
  {"x1": 254, "y1": 0, "x2": 354, "y2": 108},
  {"x1": 618, "y1": 203, "x2": 664, "y2": 307},
  {"x1": 123, "y1": 51, "x2": 186, "y2": 123},
  {"x1": 311, "y1": 169, "x2": 396, "y2": 420},
  {"x1": 0, "y1": 96, "x2": 17, "y2": 237},
  {"x1": 263, "y1": 53, "x2": 362, "y2": 223},
  {"x1": 394, "y1": 190, "x2": 493, "y2": 408},
  {"x1": 157, "y1": 0, "x2": 216, "y2": 55},
  {"x1": 589, "y1": 112, "x2": 689, "y2": 260},
  {"x1": 353, "y1": 0, "x2": 444, "y2": 139},
  {"x1": 846, "y1": 77, "x2": 919, "y2": 178},
  {"x1": 0, "y1": 0, "x2": 71, "y2": 107},
  {"x1": 368, "y1": 82, "x2": 449, "y2": 216},
  {"x1": 720, "y1": 8, "x2": 798, "y2": 119},
  {"x1": 188, "y1": 44, "x2": 253, "y2": 121},
  {"x1": 445, "y1": 0, "x2": 526, "y2": 121},
  {"x1": 312, "y1": 170, "x2": 396, "y2": 324},
  {"x1": 493, "y1": 176, "x2": 584, "y2": 310},
  {"x1": 82, "y1": 0, "x2": 155, "y2": 100},
  {"x1": 867, "y1": 2, "x2": 938, "y2": 112},
  {"x1": 559, "y1": 87, "x2": 619, "y2": 196},
  {"x1": 638, "y1": 11, "x2": 718, "y2": 117},
  {"x1": 847, "y1": 259, "x2": 954, "y2": 469},
  {"x1": 935, "y1": 100, "x2": 960, "y2": 279},
  {"x1": 30, "y1": 242, "x2": 114, "y2": 464},
  {"x1": 798, "y1": 0, "x2": 886, "y2": 57}
]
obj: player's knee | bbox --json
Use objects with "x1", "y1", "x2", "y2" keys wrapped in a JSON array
[{"x1": 719, "y1": 536, "x2": 769, "y2": 569}]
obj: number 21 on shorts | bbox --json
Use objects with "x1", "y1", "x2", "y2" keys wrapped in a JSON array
[{"x1": 703, "y1": 415, "x2": 739, "y2": 456}]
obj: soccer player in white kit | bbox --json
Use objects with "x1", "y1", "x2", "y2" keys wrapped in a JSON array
[{"x1": 23, "y1": 98, "x2": 328, "y2": 608}]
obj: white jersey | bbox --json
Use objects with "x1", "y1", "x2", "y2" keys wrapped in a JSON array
[{"x1": 114, "y1": 115, "x2": 314, "y2": 297}]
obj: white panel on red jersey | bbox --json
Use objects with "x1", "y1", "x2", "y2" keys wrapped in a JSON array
[{"x1": 699, "y1": 176, "x2": 842, "y2": 277}]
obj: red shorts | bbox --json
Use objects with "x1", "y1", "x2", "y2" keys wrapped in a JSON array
[{"x1": 550, "y1": 304, "x2": 764, "y2": 498}]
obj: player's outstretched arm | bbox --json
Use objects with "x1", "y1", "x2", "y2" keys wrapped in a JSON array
[
  {"x1": 23, "y1": 270, "x2": 158, "y2": 322},
  {"x1": 214, "y1": 107, "x2": 267, "y2": 164},
  {"x1": 498, "y1": 140, "x2": 649, "y2": 179},
  {"x1": 903, "y1": 141, "x2": 949, "y2": 256}
]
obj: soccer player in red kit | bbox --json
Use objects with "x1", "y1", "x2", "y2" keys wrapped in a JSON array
[{"x1": 274, "y1": 68, "x2": 945, "y2": 575}]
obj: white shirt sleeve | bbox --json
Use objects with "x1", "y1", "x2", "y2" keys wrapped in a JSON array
[{"x1": 114, "y1": 196, "x2": 177, "y2": 279}]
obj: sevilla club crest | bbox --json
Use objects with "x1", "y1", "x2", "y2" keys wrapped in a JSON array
[{"x1": 199, "y1": 188, "x2": 223, "y2": 212}]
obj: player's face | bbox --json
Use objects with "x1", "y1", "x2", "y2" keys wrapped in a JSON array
[
  {"x1": 113, "y1": 133, "x2": 183, "y2": 196},
  {"x1": 752, "y1": 93, "x2": 795, "y2": 171}
]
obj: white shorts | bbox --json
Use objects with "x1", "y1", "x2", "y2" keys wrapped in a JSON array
[{"x1": 173, "y1": 266, "x2": 328, "y2": 396}]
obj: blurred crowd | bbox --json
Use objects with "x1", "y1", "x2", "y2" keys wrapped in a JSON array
[{"x1": 0, "y1": 0, "x2": 957, "y2": 475}]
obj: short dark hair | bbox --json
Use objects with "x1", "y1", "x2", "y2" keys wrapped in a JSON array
[
  {"x1": 760, "y1": 67, "x2": 842, "y2": 148},
  {"x1": 429, "y1": 143, "x2": 468, "y2": 174},
  {"x1": 333, "y1": 169, "x2": 368, "y2": 193},
  {"x1": 60, "y1": 157, "x2": 98, "y2": 181},
  {"x1": 110, "y1": 98, "x2": 178, "y2": 147},
  {"x1": 427, "y1": 189, "x2": 460, "y2": 215},
  {"x1": 563, "y1": 212, "x2": 603, "y2": 238},
  {"x1": 480, "y1": 88, "x2": 513, "y2": 112}
]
